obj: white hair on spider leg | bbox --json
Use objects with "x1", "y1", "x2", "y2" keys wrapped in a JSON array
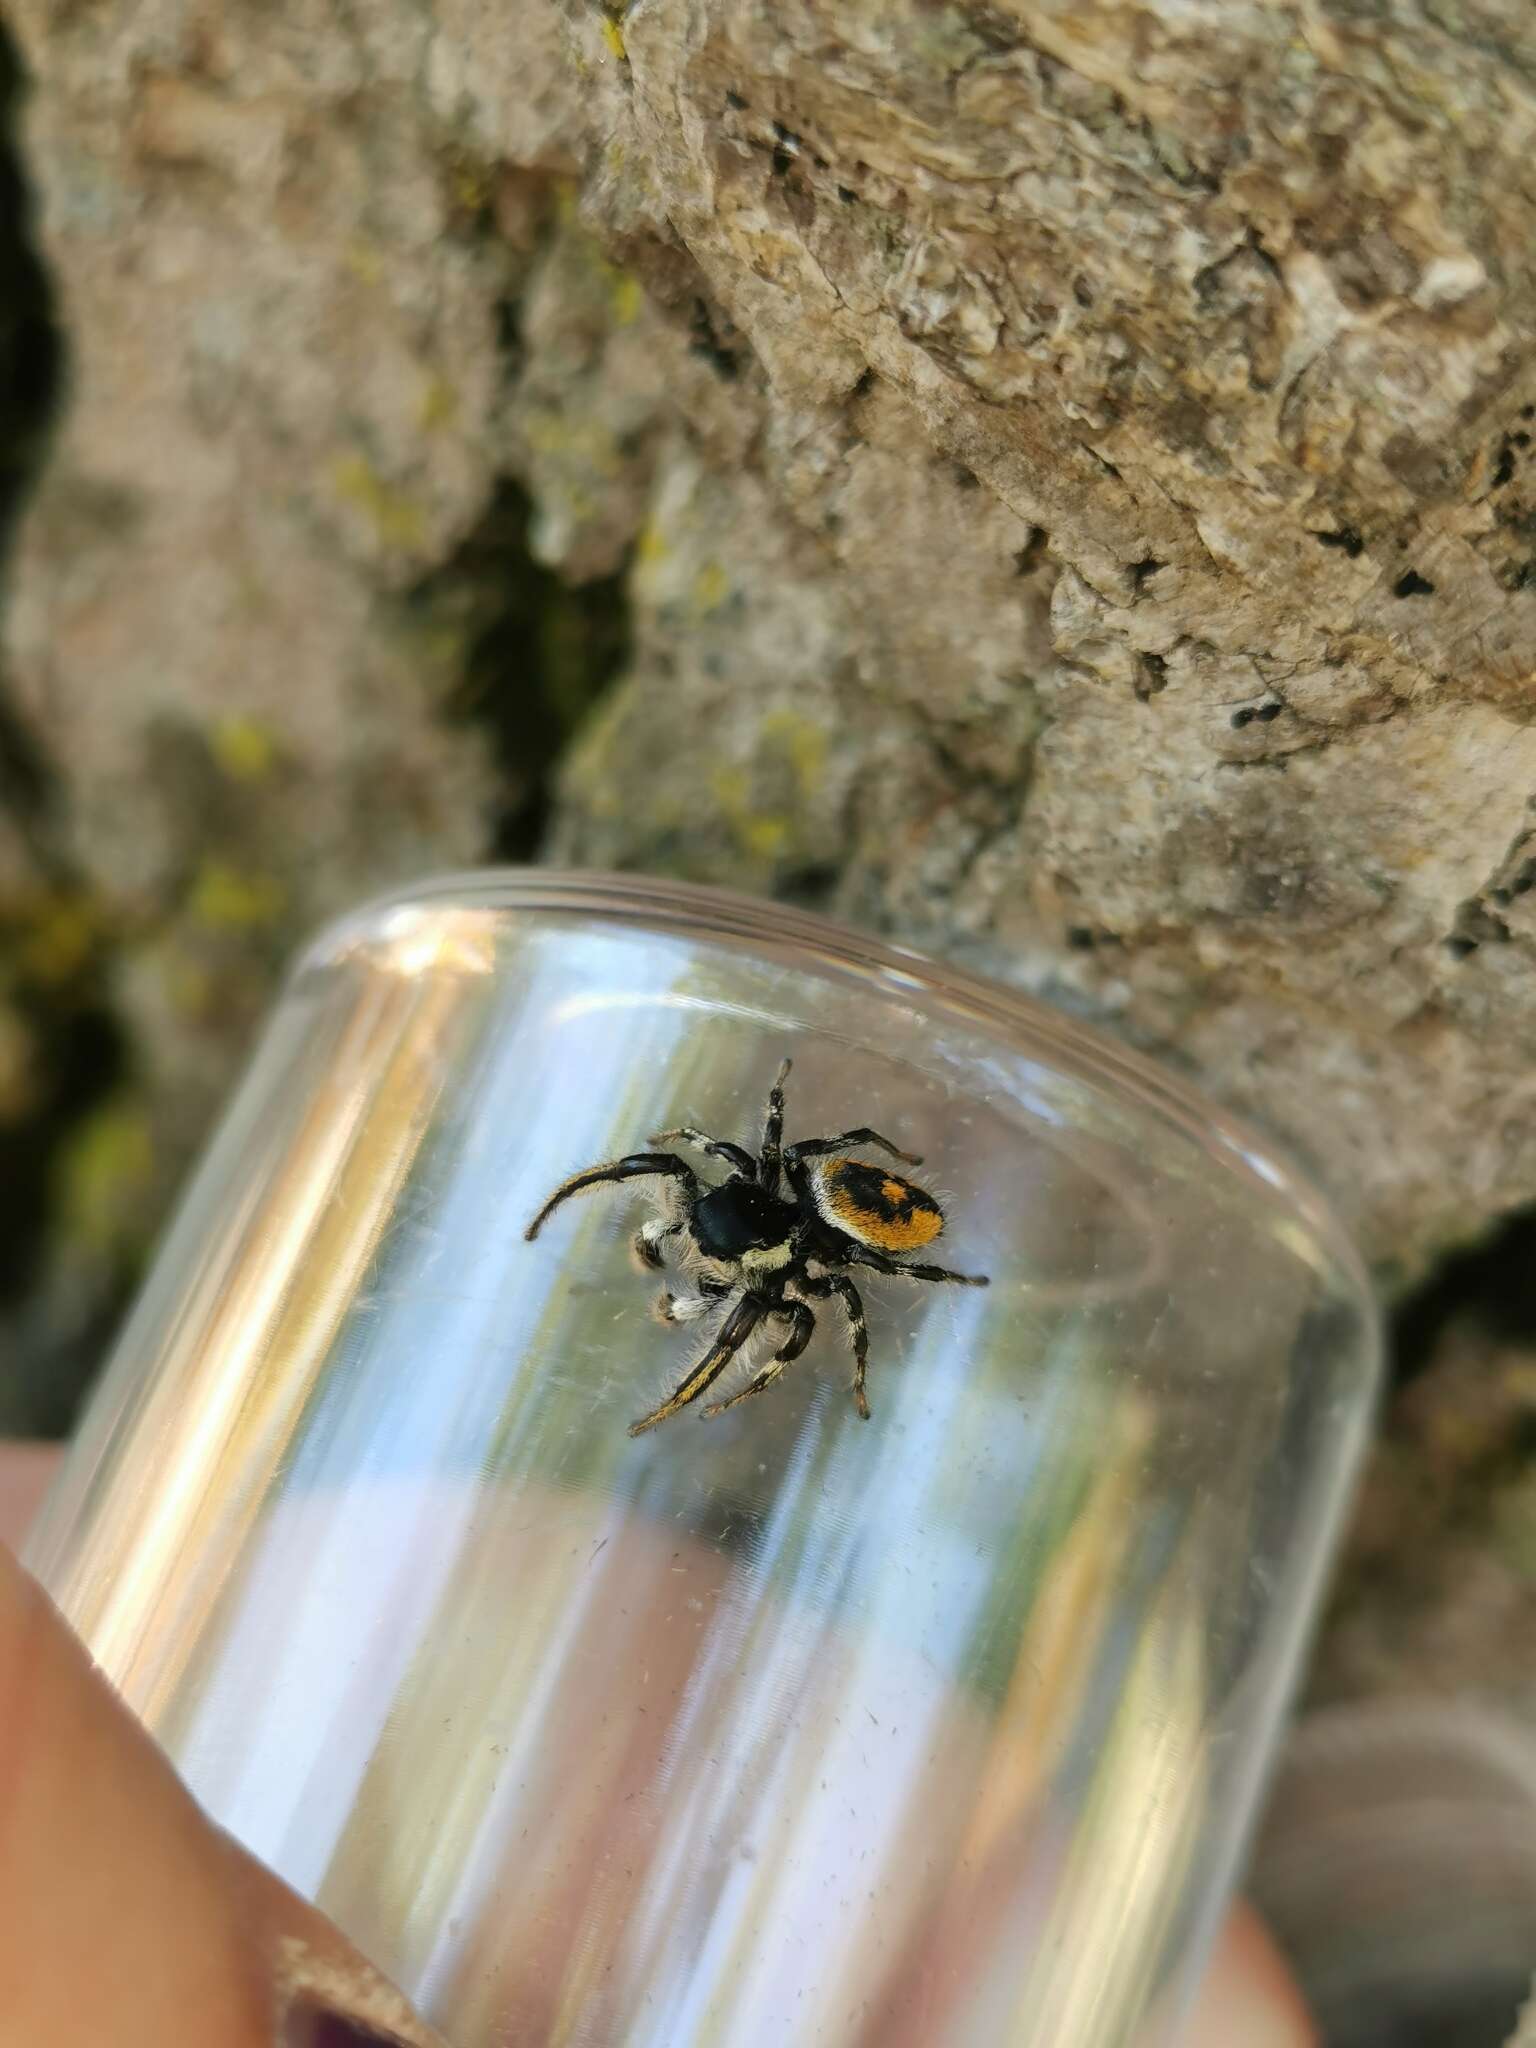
[{"x1": 654, "y1": 1290, "x2": 716, "y2": 1324}]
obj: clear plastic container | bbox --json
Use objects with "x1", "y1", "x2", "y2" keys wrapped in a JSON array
[{"x1": 26, "y1": 871, "x2": 1380, "y2": 2048}]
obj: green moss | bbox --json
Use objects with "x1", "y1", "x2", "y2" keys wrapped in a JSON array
[
  {"x1": 1492, "y1": 1477, "x2": 1536, "y2": 1583},
  {"x1": 54, "y1": 1098, "x2": 154, "y2": 1257},
  {"x1": 443, "y1": 150, "x2": 497, "y2": 218},
  {"x1": 329, "y1": 452, "x2": 428, "y2": 550},
  {"x1": 187, "y1": 859, "x2": 286, "y2": 932},
  {"x1": 760, "y1": 709, "x2": 828, "y2": 793},
  {"x1": 741, "y1": 815, "x2": 790, "y2": 858},
  {"x1": 209, "y1": 715, "x2": 278, "y2": 784},
  {"x1": 159, "y1": 949, "x2": 216, "y2": 1022},
  {"x1": 417, "y1": 374, "x2": 461, "y2": 432},
  {"x1": 709, "y1": 765, "x2": 793, "y2": 863},
  {"x1": 11, "y1": 888, "x2": 101, "y2": 987},
  {"x1": 343, "y1": 237, "x2": 384, "y2": 286},
  {"x1": 521, "y1": 408, "x2": 624, "y2": 479},
  {"x1": 692, "y1": 560, "x2": 729, "y2": 613}
]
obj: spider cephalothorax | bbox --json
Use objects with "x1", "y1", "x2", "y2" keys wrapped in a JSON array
[{"x1": 524, "y1": 1060, "x2": 990, "y2": 1436}]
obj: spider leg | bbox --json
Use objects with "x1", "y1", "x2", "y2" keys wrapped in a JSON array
[
  {"x1": 846, "y1": 1244, "x2": 989, "y2": 1287},
  {"x1": 785, "y1": 1128, "x2": 923, "y2": 1168},
  {"x1": 629, "y1": 1293, "x2": 768, "y2": 1436},
  {"x1": 631, "y1": 1218, "x2": 680, "y2": 1271},
  {"x1": 654, "y1": 1279, "x2": 730, "y2": 1324},
  {"x1": 647, "y1": 1127, "x2": 756, "y2": 1177},
  {"x1": 797, "y1": 1272, "x2": 872, "y2": 1419},
  {"x1": 703, "y1": 1297, "x2": 815, "y2": 1417},
  {"x1": 758, "y1": 1057, "x2": 792, "y2": 1190},
  {"x1": 524, "y1": 1153, "x2": 698, "y2": 1241}
]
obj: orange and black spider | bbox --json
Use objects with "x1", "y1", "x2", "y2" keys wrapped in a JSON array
[{"x1": 524, "y1": 1059, "x2": 990, "y2": 1436}]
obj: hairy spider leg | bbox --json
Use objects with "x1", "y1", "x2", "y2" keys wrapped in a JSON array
[
  {"x1": 524, "y1": 1153, "x2": 700, "y2": 1241},
  {"x1": 703, "y1": 1297, "x2": 816, "y2": 1417},
  {"x1": 786, "y1": 1127, "x2": 924, "y2": 1169},
  {"x1": 655, "y1": 1276, "x2": 731, "y2": 1322},
  {"x1": 647, "y1": 1127, "x2": 756, "y2": 1177},
  {"x1": 796, "y1": 1270, "x2": 872, "y2": 1418},
  {"x1": 631, "y1": 1218, "x2": 680, "y2": 1271},
  {"x1": 758, "y1": 1057, "x2": 792, "y2": 1191},
  {"x1": 845, "y1": 1242, "x2": 989, "y2": 1288},
  {"x1": 629, "y1": 1292, "x2": 769, "y2": 1437}
]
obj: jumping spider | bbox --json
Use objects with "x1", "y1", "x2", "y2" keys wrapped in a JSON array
[{"x1": 524, "y1": 1059, "x2": 990, "y2": 1437}]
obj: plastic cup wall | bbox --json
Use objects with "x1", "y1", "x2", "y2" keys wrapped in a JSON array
[{"x1": 26, "y1": 873, "x2": 1380, "y2": 2048}]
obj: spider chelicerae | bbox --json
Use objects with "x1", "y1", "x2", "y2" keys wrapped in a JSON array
[{"x1": 524, "y1": 1059, "x2": 990, "y2": 1437}]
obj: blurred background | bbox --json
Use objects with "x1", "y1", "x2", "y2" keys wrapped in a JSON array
[{"x1": 3, "y1": 1, "x2": 1536, "y2": 2039}]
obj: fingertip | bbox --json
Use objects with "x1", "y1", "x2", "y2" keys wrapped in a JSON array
[
  {"x1": 0, "y1": 1543, "x2": 444, "y2": 2047},
  {"x1": 1187, "y1": 1907, "x2": 1317, "y2": 2048},
  {"x1": 0, "y1": 1442, "x2": 59, "y2": 1549},
  {"x1": 0, "y1": 1543, "x2": 268, "y2": 2045}
]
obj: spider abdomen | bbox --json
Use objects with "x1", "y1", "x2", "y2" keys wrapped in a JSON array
[{"x1": 811, "y1": 1157, "x2": 946, "y2": 1252}]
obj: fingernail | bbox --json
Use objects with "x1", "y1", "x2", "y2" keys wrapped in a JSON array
[{"x1": 276, "y1": 1939, "x2": 449, "y2": 2048}]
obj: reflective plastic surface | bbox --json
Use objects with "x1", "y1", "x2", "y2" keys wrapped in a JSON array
[{"x1": 28, "y1": 872, "x2": 1380, "y2": 2048}]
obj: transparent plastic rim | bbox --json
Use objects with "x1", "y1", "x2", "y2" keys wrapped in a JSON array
[{"x1": 300, "y1": 866, "x2": 1379, "y2": 1321}]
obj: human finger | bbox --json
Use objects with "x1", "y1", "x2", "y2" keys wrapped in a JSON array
[
  {"x1": 0, "y1": 1538, "x2": 445, "y2": 2047},
  {"x1": 0, "y1": 1440, "x2": 58, "y2": 1548}
]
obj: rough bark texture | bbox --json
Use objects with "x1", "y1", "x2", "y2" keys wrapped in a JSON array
[
  {"x1": 5, "y1": 0, "x2": 1536, "y2": 1329},
  {"x1": 1, "y1": 7, "x2": 1535, "y2": 1333},
  {"x1": 538, "y1": 0, "x2": 1536, "y2": 1291},
  {"x1": 596, "y1": 1, "x2": 1536, "y2": 1288}
]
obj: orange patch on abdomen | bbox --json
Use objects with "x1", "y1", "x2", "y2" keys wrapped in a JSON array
[
  {"x1": 854, "y1": 1204, "x2": 944, "y2": 1251},
  {"x1": 821, "y1": 1157, "x2": 945, "y2": 1252}
]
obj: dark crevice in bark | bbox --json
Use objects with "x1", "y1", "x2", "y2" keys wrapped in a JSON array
[
  {"x1": 0, "y1": 32, "x2": 60, "y2": 554},
  {"x1": 0, "y1": 25, "x2": 135, "y2": 1435},
  {"x1": 1393, "y1": 1206, "x2": 1536, "y2": 1384},
  {"x1": 0, "y1": 23, "x2": 64, "y2": 853},
  {"x1": 410, "y1": 477, "x2": 633, "y2": 861}
]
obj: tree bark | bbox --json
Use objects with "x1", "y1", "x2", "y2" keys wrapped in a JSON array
[
  {"x1": 3, "y1": 0, "x2": 1536, "y2": 1410},
  {"x1": 536, "y1": 0, "x2": 1536, "y2": 1284}
]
